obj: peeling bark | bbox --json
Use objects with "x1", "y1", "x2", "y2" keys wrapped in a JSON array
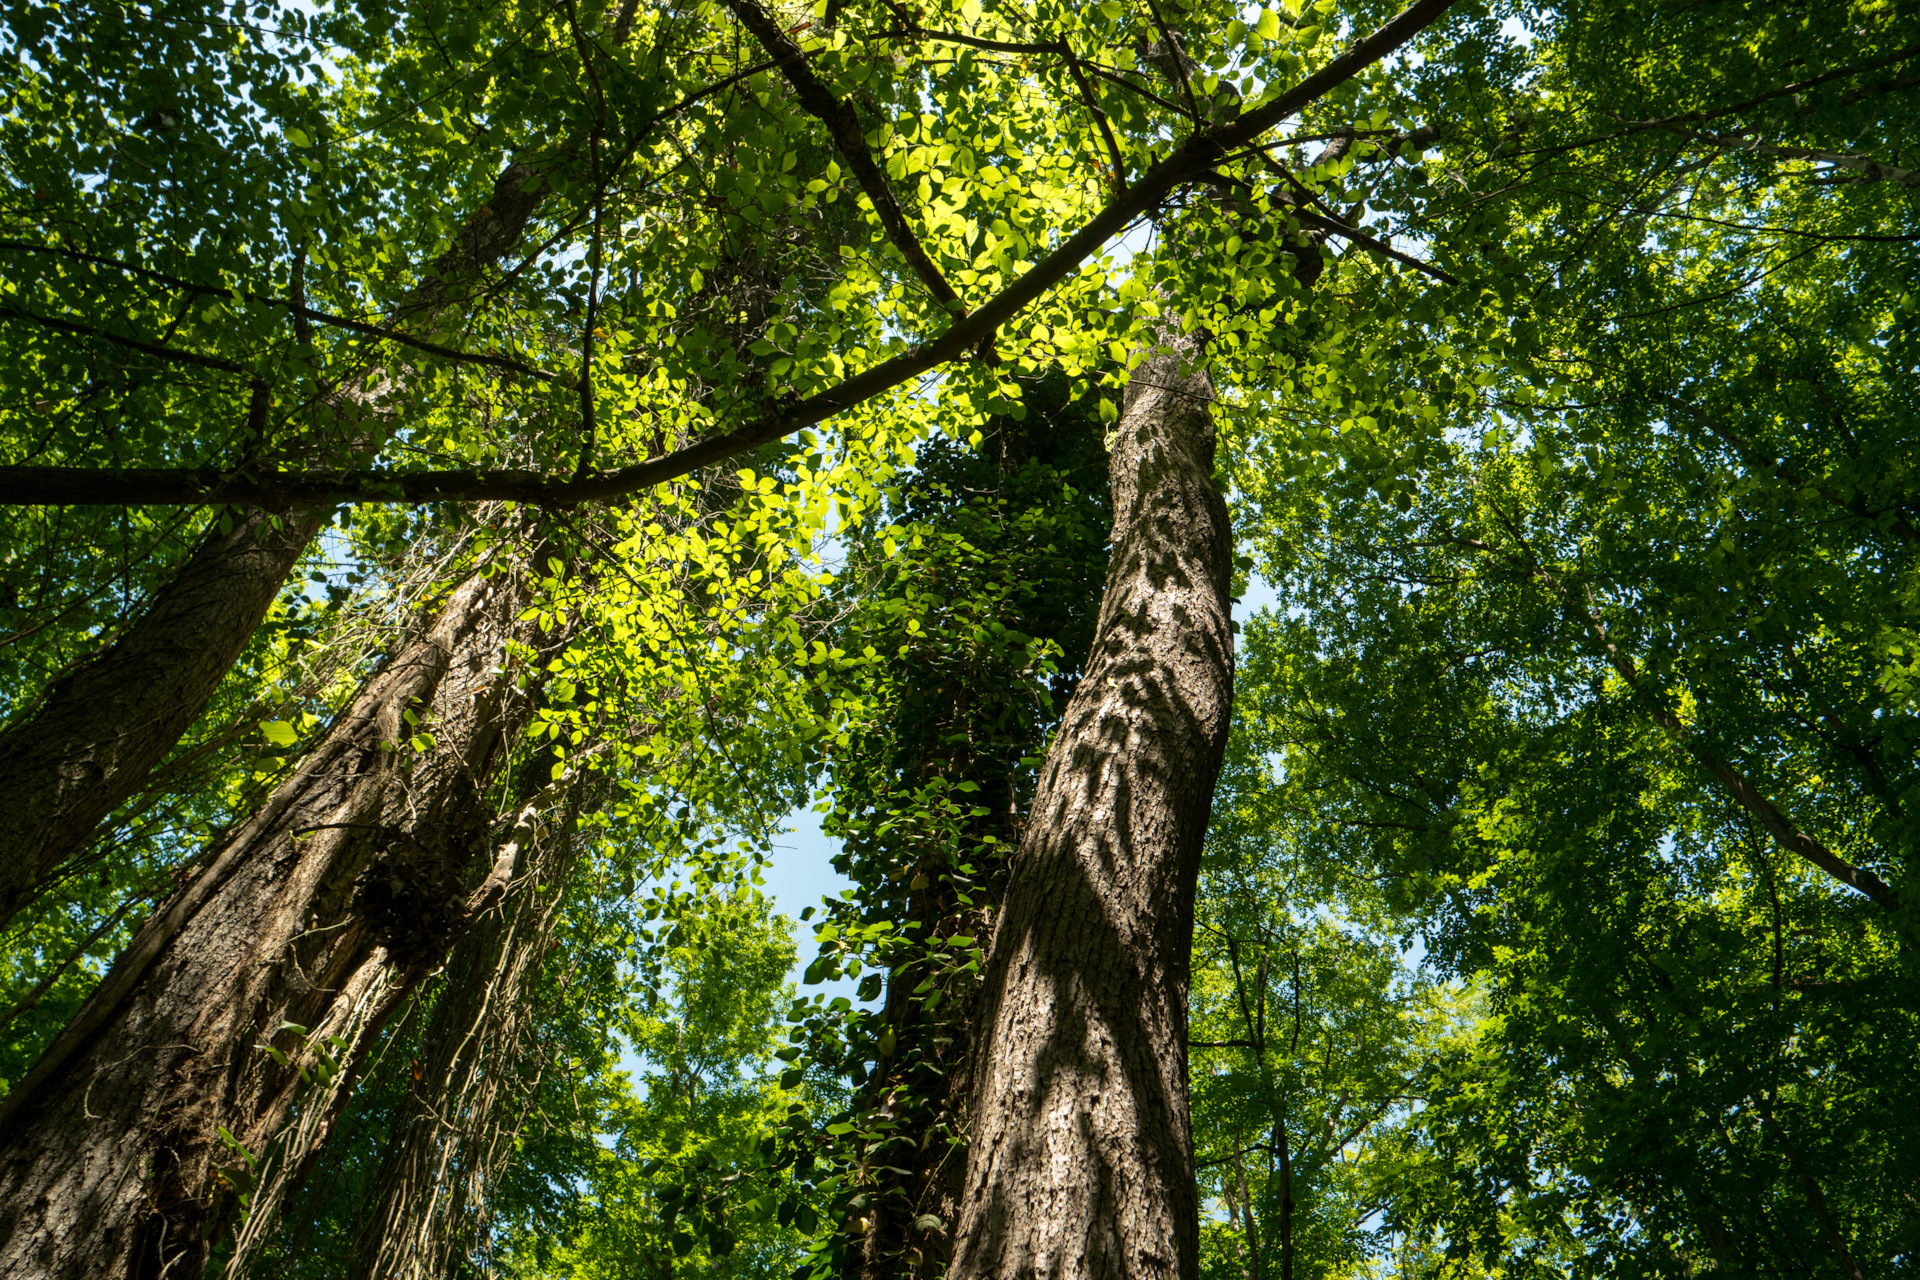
[{"x1": 950, "y1": 337, "x2": 1235, "y2": 1280}]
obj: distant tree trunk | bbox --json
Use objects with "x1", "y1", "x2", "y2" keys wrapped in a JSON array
[
  {"x1": 1275, "y1": 1120, "x2": 1293, "y2": 1280},
  {"x1": 948, "y1": 334, "x2": 1235, "y2": 1280},
  {"x1": 0, "y1": 559, "x2": 549, "y2": 1280},
  {"x1": 0, "y1": 507, "x2": 323, "y2": 928}
]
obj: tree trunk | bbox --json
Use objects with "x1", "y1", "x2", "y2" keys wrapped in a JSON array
[
  {"x1": 0, "y1": 507, "x2": 323, "y2": 927},
  {"x1": 818, "y1": 386, "x2": 1110, "y2": 1280},
  {"x1": 340, "y1": 773, "x2": 592, "y2": 1280},
  {"x1": 948, "y1": 336, "x2": 1235, "y2": 1280},
  {"x1": 0, "y1": 560, "x2": 545, "y2": 1279},
  {"x1": 0, "y1": 151, "x2": 553, "y2": 930},
  {"x1": 1275, "y1": 1121, "x2": 1293, "y2": 1280}
]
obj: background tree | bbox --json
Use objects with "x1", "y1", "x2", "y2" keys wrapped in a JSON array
[
  {"x1": 757, "y1": 377, "x2": 1111, "y2": 1280},
  {"x1": 1224, "y1": 14, "x2": 1920, "y2": 1252}
]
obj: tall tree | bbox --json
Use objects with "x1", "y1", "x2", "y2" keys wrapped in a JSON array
[
  {"x1": 757, "y1": 376, "x2": 1111, "y2": 1280},
  {"x1": 0, "y1": 539, "x2": 560, "y2": 1277},
  {"x1": 0, "y1": 30, "x2": 567, "y2": 926},
  {"x1": 947, "y1": 328, "x2": 1235, "y2": 1280}
]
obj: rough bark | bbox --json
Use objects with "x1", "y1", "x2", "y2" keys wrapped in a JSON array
[
  {"x1": 0, "y1": 506, "x2": 323, "y2": 928},
  {"x1": 823, "y1": 392, "x2": 1109, "y2": 1280},
  {"x1": 949, "y1": 337, "x2": 1235, "y2": 1280},
  {"x1": 340, "y1": 774, "x2": 592, "y2": 1280},
  {"x1": 0, "y1": 563, "x2": 544, "y2": 1279}
]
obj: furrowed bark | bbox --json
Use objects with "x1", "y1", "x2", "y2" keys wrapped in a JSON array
[
  {"x1": 0, "y1": 563, "x2": 545, "y2": 1279},
  {"x1": 339, "y1": 776, "x2": 591, "y2": 1280},
  {"x1": 0, "y1": 507, "x2": 322, "y2": 929},
  {"x1": 949, "y1": 335, "x2": 1235, "y2": 1280}
]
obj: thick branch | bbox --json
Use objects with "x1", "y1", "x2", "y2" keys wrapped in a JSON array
[
  {"x1": 0, "y1": 0, "x2": 1462, "y2": 510},
  {"x1": 727, "y1": 0, "x2": 969, "y2": 316}
]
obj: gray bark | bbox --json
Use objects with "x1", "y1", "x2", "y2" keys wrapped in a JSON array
[
  {"x1": 0, "y1": 563, "x2": 544, "y2": 1279},
  {"x1": 949, "y1": 336, "x2": 1235, "y2": 1280}
]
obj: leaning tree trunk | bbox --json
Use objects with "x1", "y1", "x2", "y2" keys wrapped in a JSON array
[
  {"x1": 0, "y1": 507, "x2": 324, "y2": 927},
  {"x1": 948, "y1": 335, "x2": 1235, "y2": 1280},
  {"x1": 338, "y1": 769, "x2": 596, "y2": 1280},
  {"x1": 0, "y1": 154, "x2": 551, "y2": 931},
  {"x1": 0, "y1": 559, "x2": 549, "y2": 1280}
]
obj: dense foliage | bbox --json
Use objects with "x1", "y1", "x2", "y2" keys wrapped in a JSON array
[{"x1": 0, "y1": 0, "x2": 1914, "y2": 1274}]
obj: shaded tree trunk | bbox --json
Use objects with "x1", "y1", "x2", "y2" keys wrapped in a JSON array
[
  {"x1": 816, "y1": 386, "x2": 1110, "y2": 1280},
  {"x1": 0, "y1": 153, "x2": 553, "y2": 930},
  {"x1": 0, "y1": 559, "x2": 547, "y2": 1279},
  {"x1": 949, "y1": 336, "x2": 1235, "y2": 1280},
  {"x1": 0, "y1": 507, "x2": 324, "y2": 927},
  {"x1": 340, "y1": 771, "x2": 594, "y2": 1280}
]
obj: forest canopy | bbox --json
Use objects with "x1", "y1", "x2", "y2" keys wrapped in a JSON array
[{"x1": 0, "y1": 0, "x2": 1914, "y2": 1276}]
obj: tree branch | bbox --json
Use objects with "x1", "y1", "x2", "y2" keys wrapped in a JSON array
[
  {"x1": 1660, "y1": 124, "x2": 1920, "y2": 186},
  {"x1": 1197, "y1": 169, "x2": 1464, "y2": 284},
  {"x1": 0, "y1": 240, "x2": 561, "y2": 382},
  {"x1": 726, "y1": 0, "x2": 970, "y2": 318},
  {"x1": 1513, "y1": 44, "x2": 1920, "y2": 161},
  {"x1": 1061, "y1": 44, "x2": 1129, "y2": 192},
  {"x1": 1448, "y1": 530, "x2": 1901, "y2": 912},
  {"x1": 0, "y1": 0, "x2": 1463, "y2": 510},
  {"x1": 1651, "y1": 387, "x2": 1920, "y2": 541},
  {"x1": 0, "y1": 306, "x2": 247, "y2": 373}
]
